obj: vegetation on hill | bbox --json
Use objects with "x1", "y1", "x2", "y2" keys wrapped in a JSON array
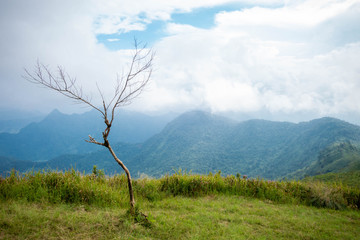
[{"x1": 0, "y1": 168, "x2": 360, "y2": 239}]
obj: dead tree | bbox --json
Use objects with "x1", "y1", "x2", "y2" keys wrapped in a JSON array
[{"x1": 24, "y1": 41, "x2": 154, "y2": 214}]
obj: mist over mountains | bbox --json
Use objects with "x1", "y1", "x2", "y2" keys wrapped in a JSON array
[{"x1": 1, "y1": 109, "x2": 360, "y2": 180}]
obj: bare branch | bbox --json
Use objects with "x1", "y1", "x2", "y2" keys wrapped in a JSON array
[
  {"x1": 85, "y1": 135, "x2": 104, "y2": 146},
  {"x1": 24, "y1": 40, "x2": 154, "y2": 141},
  {"x1": 24, "y1": 61, "x2": 105, "y2": 117},
  {"x1": 109, "y1": 43, "x2": 154, "y2": 125}
]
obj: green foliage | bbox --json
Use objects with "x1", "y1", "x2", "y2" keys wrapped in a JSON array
[
  {"x1": 1, "y1": 168, "x2": 359, "y2": 210},
  {"x1": 159, "y1": 170, "x2": 360, "y2": 210},
  {"x1": 133, "y1": 177, "x2": 163, "y2": 202},
  {"x1": 0, "y1": 168, "x2": 128, "y2": 207},
  {"x1": 92, "y1": 165, "x2": 105, "y2": 180}
]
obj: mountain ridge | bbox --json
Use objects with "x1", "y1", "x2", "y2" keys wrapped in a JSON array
[
  {"x1": 0, "y1": 109, "x2": 176, "y2": 161},
  {"x1": 1, "y1": 110, "x2": 360, "y2": 179}
]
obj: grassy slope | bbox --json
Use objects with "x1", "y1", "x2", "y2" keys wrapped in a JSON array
[{"x1": 1, "y1": 196, "x2": 360, "y2": 240}]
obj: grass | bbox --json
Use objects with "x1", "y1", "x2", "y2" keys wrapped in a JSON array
[
  {"x1": 1, "y1": 196, "x2": 360, "y2": 239},
  {"x1": 1, "y1": 168, "x2": 360, "y2": 239}
]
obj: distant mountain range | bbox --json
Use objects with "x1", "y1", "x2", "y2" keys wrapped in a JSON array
[
  {"x1": 0, "y1": 109, "x2": 176, "y2": 161},
  {"x1": 1, "y1": 110, "x2": 360, "y2": 180}
]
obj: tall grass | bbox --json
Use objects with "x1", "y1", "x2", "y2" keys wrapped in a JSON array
[
  {"x1": 159, "y1": 170, "x2": 360, "y2": 210},
  {"x1": 0, "y1": 168, "x2": 129, "y2": 207},
  {"x1": 1, "y1": 168, "x2": 359, "y2": 210}
]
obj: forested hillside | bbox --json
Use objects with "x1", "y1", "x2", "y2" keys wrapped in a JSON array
[
  {"x1": 128, "y1": 112, "x2": 360, "y2": 179},
  {"x1": 4, "y1": 110, "x2": 359, "y2": 179}
]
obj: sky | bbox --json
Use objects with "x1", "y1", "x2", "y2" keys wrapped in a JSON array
[{"x1": 1, "y1": 0, "x2": 360, "y2": 123}]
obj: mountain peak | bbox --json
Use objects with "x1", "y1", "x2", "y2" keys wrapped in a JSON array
[{"x1": 48, "y1": 109, "x2": 62, "y2": 116}]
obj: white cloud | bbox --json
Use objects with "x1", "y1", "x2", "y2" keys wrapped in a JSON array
[
  {"x1": 145, "y1": 0, "x2": 360, "y2": 119},
  {"x1": 216, "y1": 0, "x2": 358, "y2": 28},
  {"x1": 0, "y1": 0, "x2": 360, "y2": 124},
  {"x1": 205, "y1": 81, "x2": 261, "y2": 112}
]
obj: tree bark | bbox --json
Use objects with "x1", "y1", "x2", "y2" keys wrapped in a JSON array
[{"x1": 106, "y1": 143, "x2": 135, "y2": 212}]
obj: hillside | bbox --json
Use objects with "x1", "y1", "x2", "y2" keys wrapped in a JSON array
[
  {"x1": 13, "y1": 110, "x2": 360, "y2": 180},
  {"x1": 133, "y1": 113, "x2": 360, "y2": 179}
]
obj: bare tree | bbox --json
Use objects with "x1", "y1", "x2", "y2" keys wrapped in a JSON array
[{"x1": 24, "y1": 41, "x2": 154, "y2": 214}]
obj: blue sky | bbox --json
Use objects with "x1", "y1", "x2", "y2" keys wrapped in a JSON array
[
  {"x1": 1, "y1": 0, "x2": 360, "y2": 123},
  {"x1": 95, "y1": 4, "x2": 242, "y2": 49},
  {"x1": 96, "y1": 2, "x2": 285, "y2": 50}
]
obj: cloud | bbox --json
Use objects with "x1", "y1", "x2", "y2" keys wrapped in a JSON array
[
  {"x1": 144, "y1": 0, "x2": 360, "y2": 119},
  {"x1": 216, "y1": 0, "x2": 358, "y2": 28},
  {"x1": 205, "y1": 81, "x2": 261, "y2": 112},
  {"x1": 0, "y1": 0, "x2": 359, "y2": 124}
]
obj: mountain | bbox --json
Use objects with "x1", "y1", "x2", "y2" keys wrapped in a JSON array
[
  {"x1": 131, "y1": 113, "x2": 360, "y2": 179},
  {"x1": 15, "y1": 110, "x2": 360, "y2": 180},
  {"x1": 130, "y1": 111, "x2": 236, "y2": 176},
  {"x1": 0, "y1": 109, "x2": 176, "y2": 161}
]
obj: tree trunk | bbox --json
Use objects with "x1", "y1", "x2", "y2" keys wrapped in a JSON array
[{"x1": 106, "y1": 143, "x2": 135, "y2": 213}]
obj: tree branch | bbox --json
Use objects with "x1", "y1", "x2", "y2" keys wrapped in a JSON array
[
  {"x1": 24, "y1": 61, "x2": 105, "y2": 117},
  {"x1": 85, "y1": 135, "x2": 104, "y2": 146},
  {"x1": 24, "y1": 40, "x2": 154, "y2": 144}
]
